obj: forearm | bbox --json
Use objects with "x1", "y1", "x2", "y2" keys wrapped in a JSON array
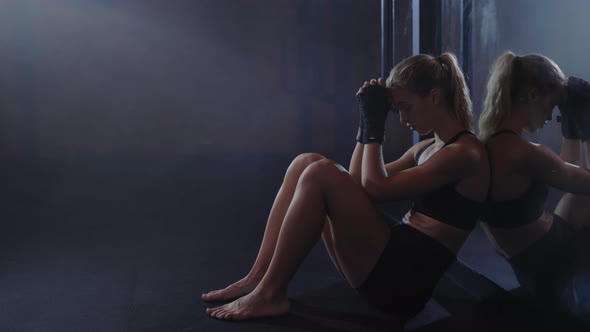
[
  {"x1": 361, "y1": 143, "x2": 388, "y2": 197},
  {"x1": 561, "y1": 166, "x2": 590, "y2": 195},
  {"x1": 349, "y1": 142, "x2": 364, "y2": 184},
  {"x1": 560, "y1": 138, "x2": 582, "y2": 166}
]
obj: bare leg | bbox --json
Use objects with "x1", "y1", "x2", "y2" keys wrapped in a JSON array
[
  {"x1": 202, "y1": 153, "x2": 326, "y2": 302},
  {"x1": 322, "y1": 143, "x2": 365, "y2": 276},
  {"x1": 207, "y1": 159, "x2": 390, "y2": 320},
  {"x1": 203, "y1": 143, "x2": 366, "y2": 302}
]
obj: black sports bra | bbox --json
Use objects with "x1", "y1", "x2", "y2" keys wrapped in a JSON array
[
  {"x1": 480, "y1": 130, "x2": 549, "y2": 228},
  {"x1": 411, "y1": 130, "x2": 484, "y2": 231}
]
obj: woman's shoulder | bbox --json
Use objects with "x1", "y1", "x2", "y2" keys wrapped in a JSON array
[
  {"x1": 491, "y1": 137, "x2": 554, "y2": 174},
  {"x1": 419, "y1": 134, "x2": 483, "y2": 175},
  {"x1": 485, "y1": 132, "x2": 531, "y2": 156},
  {"x1": 519, "y1": 141, "x2": 560, "y2": 169},
  {"x1": 450, "y1": 132, "x2": 486, "y2": 162}
]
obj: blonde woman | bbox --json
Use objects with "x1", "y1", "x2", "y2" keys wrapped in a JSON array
[
  {"x1": 479, "y1": 51, "x2": 590, "y2": 320},
  {"x1": 203, "y1": 53, "x2": 488, "y2": 321}
]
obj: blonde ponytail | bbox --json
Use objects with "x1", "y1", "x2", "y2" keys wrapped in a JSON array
[
  {"x1": 438, "y1": 53, "x2": 473, "y2": 131},
  {"x1": 478, "y1": 52, "x2": 517, "y2": 142}
]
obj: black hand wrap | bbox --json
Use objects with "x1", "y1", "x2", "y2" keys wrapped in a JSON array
[
  {"x1": 557, "y1": 110, "x2": 581, "y2": 140},
  {"x1": 558, "y1": 76, "x2": 590, "y2": 141},
  {"x1": 356, "y1": 85, "x2": 391, "y2": 144}
]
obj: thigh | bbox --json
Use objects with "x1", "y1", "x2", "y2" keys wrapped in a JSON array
[
  {"x1": 303, "y1": 160, "x2": 391, "y2": 287},
  {"x1": 321, "y1": 218, "x2": 344, "y2": 275}
]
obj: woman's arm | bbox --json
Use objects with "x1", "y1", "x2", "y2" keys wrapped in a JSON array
[
  {"x1": 383, "y1": 145, "x2": 418, "y2": 176},
  {"x1": 349, "y1": 142, "x2": 364, "y2": 184},
  {"x1": 351, "y1": 139, "x2": 418, "y2": 186},
  {"x1": 560, "y1": 138, "x2": 583, "y2": 166},
  {"x1": 361, "y1": 141, "x2": 481, "y2": 202},
  {"x1": 521, "y1": 143, "x2": 590, "y2": 195}
]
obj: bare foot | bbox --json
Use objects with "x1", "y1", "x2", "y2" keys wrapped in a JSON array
[
  {"x1": 206, "y1": 290, "x2": 290, "y2": 320},
  {"x1": 202, "y1": 276, "x2": 260, "y2": 303}
]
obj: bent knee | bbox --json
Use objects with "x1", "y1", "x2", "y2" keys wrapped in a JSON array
[
  {"x1": 299, "y1": 159, "x2": 347, "y2": 186},
  {"x1": 289, "y1": 153, "x2": 326, "y2": 172}
]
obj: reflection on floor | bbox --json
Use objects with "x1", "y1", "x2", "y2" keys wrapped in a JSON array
[{"x1": 0, "y1": 156, "x2": 583, "y2": 331}]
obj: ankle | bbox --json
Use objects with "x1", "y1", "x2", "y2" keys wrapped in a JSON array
[
  {"x1": 246, "y1": 269, "x2": 266, "y2": 283},
  {"x1": 252, "y1": 283, "x2": 288, "y2": 303}
]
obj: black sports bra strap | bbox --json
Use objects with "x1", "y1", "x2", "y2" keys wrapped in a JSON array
[
  {"x1": 443, "y1": 130, "x2": 474, "y2": 147},
  {"x1": 485, "y1": 129, "x2": 517, "y2": 200},
  {"x1": 417, "y1": 130, "x2": 473, "y2": 161},
  {"x1": 484, "y1": 143, "x2": 494, "y2": 200}
]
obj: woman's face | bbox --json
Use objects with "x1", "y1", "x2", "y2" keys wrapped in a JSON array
[
  {"x1": 524, "y1": 88, "x2": 562, "y2": 132},
  {"x1": 391, "y1": 87, "x2": 435, "y2": 136}
]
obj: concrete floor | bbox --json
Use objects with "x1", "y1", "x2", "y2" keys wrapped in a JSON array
[{"x1": 0, "y1": 156, "x2": 582, "y2": 331}]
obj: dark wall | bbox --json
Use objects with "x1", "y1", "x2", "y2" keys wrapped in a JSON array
[{"x1": 0, "y1": 0, "x2": 403, "y2": 163}]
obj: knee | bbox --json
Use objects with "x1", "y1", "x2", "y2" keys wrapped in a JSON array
[
  {"x1": 287, "y1": 153, "x2": 326, "y2": 174},
  {"x1": 294, "y1": 153, "x2": 325, "y2": 167},
  {"x1": 298, "y1": 159, "x2": 346, "y2": 187}
]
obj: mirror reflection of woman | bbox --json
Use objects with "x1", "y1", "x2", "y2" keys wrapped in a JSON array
[{"x1": 479, "y1": 51, "x2": 590, "y2": 321}]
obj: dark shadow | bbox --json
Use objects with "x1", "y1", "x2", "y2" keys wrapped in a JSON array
[
  {"x1": 253, "y1": 312, "x2": 403, "y2": 332},
  {"x1": 288, "y1": 299, "x2": 406, "y2": 331}
]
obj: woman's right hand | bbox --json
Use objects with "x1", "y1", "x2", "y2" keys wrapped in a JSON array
[
  {"x1": 356, "y1": 78, "x2": 390, "y2": 144},
  {"x1": 559, "y1": 76, "x2": 590, "y2": 140},
  {"x1": 356, "y1": 77, "x2": 385, "y2": 95}
]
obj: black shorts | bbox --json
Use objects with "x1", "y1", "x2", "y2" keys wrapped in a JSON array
[
  {"x1": 508, "y1": 214, "x2": 577, "y2": 299},
  {"x1": 355, "y1": 223, "x2": 456, "y2": 318},
  {"x1": 508, "y1": 214, "x2": 590, "y2": 319}
]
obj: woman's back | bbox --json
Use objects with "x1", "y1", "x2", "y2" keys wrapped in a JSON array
[
  {"x1": 481, "y1": 131, "x2": 554, "y2": 257},
  {"x1": 403, "y1": 130, "x2": 489, "y2": 253},
  {"x1": 486, "y1": 131, "x2": 537, "y2": 201}
]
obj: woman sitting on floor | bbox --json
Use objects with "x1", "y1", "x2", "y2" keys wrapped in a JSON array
[{"x1": 202, "y1": 53, "x2": 489, "y2": 321}]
